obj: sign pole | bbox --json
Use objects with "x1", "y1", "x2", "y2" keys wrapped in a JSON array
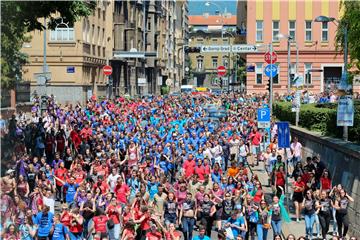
[{"x1": 269, "y1": 44, "x2": 273, "y2": 115}]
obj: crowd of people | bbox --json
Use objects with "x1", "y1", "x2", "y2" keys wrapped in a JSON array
[{"x1": 0, "y1": 93, "x2": 356, "y2": 240}]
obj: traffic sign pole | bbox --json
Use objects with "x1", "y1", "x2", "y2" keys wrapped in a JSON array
[{"x1": 269, "y1": 44, "x2": 273, "y2": 116}]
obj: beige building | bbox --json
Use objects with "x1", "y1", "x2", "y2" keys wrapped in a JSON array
[
  {"x1": 21, "y1": 0, "x2": 189, "y2": 103},
  {"x1": 188, "y1": 15, "x2": 238, "y2": 88},
  {"x1": 22, "y1": 1, "x2": 113, "y2": 103}
]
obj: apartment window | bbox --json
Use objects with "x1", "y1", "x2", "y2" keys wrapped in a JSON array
[
  {"x1": 50, "y1": 26, "x2": 74, "y2": 41},
  {"x1": 197, "y1": 58, "x2": 203, "y2": 71},
  {"x1": 289, "y1": 21, "x2": 296, "y2": 40},
  {"x1": 256, "y1": 20, "x2": 263, "y2": 42},
  {"x1": 102, "y1": 29, "x2": 105, "y2": 46},
  {"x1": 103, "y1": 10, "x2": 106, "y2": 21},
  {"x1": 212, "y1": 57, "x2": 218, "y2": 69},
  {"x1": 196, "y1": 38, "x2": 203, "y2": 42},
  {"x1": 273, "y1": 64, "x2": 280, "y2": 84},
  {"x1": 256, "y1": 63, "x2": 263, "y2": 84},
  {"x1": 272, "y1": 21, "x2": 280, "y2": 41},
  {"x1": 223, "y1": 56, "x2": 229, "y2": 68},
  {"x1": 304, "y1": 63, "x2": 312, "y2": 84},
  {"x1": 92, "y1": 24, "x2": 95, "y2": 44},
  {"x1": 212, "y1": 38, "x2": 218, "y2": 42},
  {"x1": 305, "y1": 21, "x2": 312, "y2": 41},
  {"x1": 322, "y1": 22, "x2": 328, "y2": 42},
  {"x1": 97, "y1": 26, "x2": 101, "y2": 45}
]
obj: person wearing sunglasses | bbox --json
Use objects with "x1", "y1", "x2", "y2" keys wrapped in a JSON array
[
  {"x1": 302, "y1": 190, "x2": 316, "y2": 240},
  {"x1": 257, "y1": 200, "x2": 270, "y2": 240}
]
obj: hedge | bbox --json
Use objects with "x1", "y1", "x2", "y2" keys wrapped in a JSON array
[{"x1": 273, "y1": 101, "x2": 360, "y2": 143}]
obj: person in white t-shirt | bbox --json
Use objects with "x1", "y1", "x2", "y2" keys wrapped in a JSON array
[
  {"x1": 107, "y1": 167, "x2": 120, "y2": 193},
  {"x1": 290, "y1": 137, "x2": 302, "y2": 164},
  {"x1": 43, "y1": 189, "x2": 55, "y2": 213}
]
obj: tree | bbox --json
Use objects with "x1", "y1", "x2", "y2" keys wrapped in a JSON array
[
  {"x1": 335, "y1": 1, "x2": 360, "y2": 70},
  {"x1": 1, "y1": 1, "x2": 96, "y2": 89}
]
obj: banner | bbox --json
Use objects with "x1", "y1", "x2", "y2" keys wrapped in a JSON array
[{"x1": 337, "y1": 95, "x2": 354, "y2": 126}]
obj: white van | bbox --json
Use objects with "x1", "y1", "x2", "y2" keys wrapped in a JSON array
[{"x1": 180, "y1": 85, "x2": 194, "y2": 93}]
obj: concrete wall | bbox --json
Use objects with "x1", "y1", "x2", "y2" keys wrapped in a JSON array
[{"x1": 290, "y1": 126, "x2": 360, "y2": 237}]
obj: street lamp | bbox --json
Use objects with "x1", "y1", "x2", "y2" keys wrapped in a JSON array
[
  {"x1": 205, "y1": 1, "x2": 224, "y2": 39},
  {"x1": 277, "y1": 33, "x2": 294, "y2": 94},
  {"x1": 315, "y1": 15, "x2": 350, "y2": 141},
  {"x1": 314, "y1": 16, "x2": 348, "y2": 91}
]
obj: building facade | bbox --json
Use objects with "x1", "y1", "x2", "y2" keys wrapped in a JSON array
[
  {"x1": 21, "y1": 0, "x2": 188, "y2": 103},
  {"x1": 22, "y1": 1, "x2": 113, "y2": 103},
  {"x1": 242, "y1": 0, "x2": 347, "y2": 94},
  {"x1": 188, "y1": 15, "x2": 237, "y2": 88}
]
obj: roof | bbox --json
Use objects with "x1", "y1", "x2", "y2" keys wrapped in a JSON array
[{"x1": 189, "y1": 15, "x2": 237, "y2": 26}]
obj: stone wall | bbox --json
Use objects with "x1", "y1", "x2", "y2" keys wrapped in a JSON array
[{"x1": 290, "y1": 126, "x2": 360, "y2": 237}]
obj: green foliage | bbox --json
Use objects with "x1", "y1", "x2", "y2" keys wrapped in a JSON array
[
  {"x1": 161, "y1": 86, "x2": 170, "y2": 95},
  {"x1": 335, "y1": 1, "x2": 360, "y2": 70},
  {"x1": 1, "y1": 1, "x2": 96, "y2": 89},
  {"x1": 273, "y1": 101, "x2": 360, "y2": 143}
]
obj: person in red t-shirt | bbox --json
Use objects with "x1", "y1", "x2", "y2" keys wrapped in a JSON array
[
  {"x1": 90, "y1": 211, "x2": 109, "y2": 240},
  {"x1": 275, "y1": 165, "x2": 286, "y2": 198},
  {"x1": 145, "y1": 223, "x2": 163, "y2": 240},
  {"x1": 106, "y1": 197, "x2": 122, "y2": 240},
  {"x1": 182, "y1": 154, "x2": 196, "y2": 179},
  {"x1": 92, "y1": 175, "x2": 109, "y2": 194},
  {"x1": 68, "y1": 208, "x2": 84, "y2": 239},
  {"x1": 249, "y1": 127, "x2": 262, "y2": 166},
  {"x1": 133, "y1": 206, "x2": 151, "y2": 237},
  {"x1": 194, "y1": 159, "x2": 205, "y2": 181},
  {"x1": 320, "y1": 170, "x2": 332, "y2": 192},
  {"x1": 60, "y1": 203, "x2": 71, "y2": 228},
  {"x1": 292, "y1": 176, "x2": 305, "y2": 222},
  {"x1": 114, "y1": 177, "x2": 130, "y2": 205},
  {"x1": 54, "y1": 162, "x2": 67, "y2": 202}
]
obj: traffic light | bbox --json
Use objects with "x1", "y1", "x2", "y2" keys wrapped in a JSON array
[{"x1": 266, "y1": 80, "x2": 271, "y2": 92}]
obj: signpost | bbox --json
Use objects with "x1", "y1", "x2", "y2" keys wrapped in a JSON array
[
  {"x1": 337, "y1": 95, "x2": 354, "y2": 127},
  {"x1": 257, "y1": 108, "x2": 271, "y2": 128},
  {"x1": 277, "y1": 122, "x2": 290, "y2": 148},
  {"x1": 264, "y1": 51, "x2": 278, "y2": 64},
  {"x1": 264, "y1": 64, "x2": 278, "y2": 78},
  {"x1": 217, "y1": 66, "x2": 226, "y2": 77},
  {"x1": 103, "y1": 65, "x2": 113, "y2": 76},
  {"x1": 201, "y1": 44, "x2": 259, "y2": 53}
]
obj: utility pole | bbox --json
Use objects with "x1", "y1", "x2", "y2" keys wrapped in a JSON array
[{"x1": 287, "y1": 38, "x2": 291, "y2": 94}]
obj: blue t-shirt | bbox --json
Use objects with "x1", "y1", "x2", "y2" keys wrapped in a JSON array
[
  {"x1": 35, "y1": 212, "x2": 54, "y2": 237},
  {"x1": 192, "y1": 235, "x2": 211, "y2": 240},
  {"x1": 52, "y1": 223, "x2": 69, "y2": 240},
  {"x1": 226, "y1": 216, "x2": 245, "y2": 238},
  {"x1": 64, "y1": 183, "x2": 79, "y2": 203}
]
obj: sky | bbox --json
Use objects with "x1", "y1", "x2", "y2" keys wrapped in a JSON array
[{"x1": 188, "y1": 0, "x2": 237, "y2": 15}]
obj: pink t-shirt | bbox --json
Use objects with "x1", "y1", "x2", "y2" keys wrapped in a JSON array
[
  {"x1": 183, "y1": 160, "x2": 196, "y2": 178},
  {"x1": 176, "y1": 190, "x2": 187, "y2": 206},
  {"x1": 194, "y1": 165, "x2": 205, "y2": 181},
  {"x1": 291, "y1": 142, "x2": 302, "y2": 157}
]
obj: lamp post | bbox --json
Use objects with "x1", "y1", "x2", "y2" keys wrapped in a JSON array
[
  {"x1": 315, "y1": 15, "x2": 350, "y2": 141},
  {"x1": 277, "y1": 33, "x2": 294, "y2": 94},
  {"x1": 205, "y1": 1, "x2": 224, "y2": 39}
]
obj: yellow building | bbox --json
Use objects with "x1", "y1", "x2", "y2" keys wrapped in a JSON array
[
  {"x1": 188, "y1": 15, "x2": 238, "y2": 88},
  {"x1": 22, "y1": 2, "x2": 113, "y2": 103}
]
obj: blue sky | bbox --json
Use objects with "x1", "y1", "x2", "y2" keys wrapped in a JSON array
[{"x1": 188, "y1": 0, "x2": 237, "y2": 15}]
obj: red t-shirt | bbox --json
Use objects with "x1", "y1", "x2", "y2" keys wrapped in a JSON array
[
  {"x1": 320, "y1": 177, "x2": 331, "y2": 191},
  {"x1": 139, "y1": 212, "x2": 151, "y2": 231},
  {"x1": 55, "y1": 168, "x2": 67, "y2": 186},
  {"x1": 93, "y1": 215, "x2": 108, "y2": 233},
  {"x1": 293, "y1": 181, "x2": 305, "y2": 193},
  {"x1": 93, "y1": 181, "x2": 109, "y2": 194},
  {"x1": 146, "y1": 231, "x2": 162, "y2": 240},
  {"x1": 69, "y1": 215, "x2": 83, "y2": 233},
  {"x1": 183, "y1": 160, "x2": 196, "y2": 178},
  {"x1": 250, "y1": 131, "x2": 262, "y2": 146},
  {"x1": 60, "y1": 211, "x2": 71, "y2": 227},
  {"x1": 115, "y1": 183, "x2": 130, "y2": 204},
  {"x1": 106, "y1": 205, "x2": 121, "y2": 224},
  {"x1": 275, "y1": 171, "x2": 285, "y2": 186},
  {"x1": 194, "y1": 165, "x2": 205, "y2": 181},
  {"x1": 73, "y1": 170, "x2": 85, "y2": 184}
]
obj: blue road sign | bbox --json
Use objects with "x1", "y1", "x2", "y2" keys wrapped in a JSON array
[
  {"x1": 67, "y1": 66, "x2": 75, "y2": 73},
  {"x1": 257, "y1": 108, "x2": 270, "y2": 122},
  {"x1": 257, "y1": 108, "x2": 270, "y2": 128},
  {"x1": 277, "y1": 122, "x2": 290, "y2": 148},
  {"x1": 246, "y1": 65, "x2": 255, "y2": 72},
  {"x1": 264, "y1": 64, "x2": 278, "y2": 78}
]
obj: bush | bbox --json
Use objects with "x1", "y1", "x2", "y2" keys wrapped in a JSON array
[{"x1": 273, "y1": 101, "x2": 360, "y2": 143}]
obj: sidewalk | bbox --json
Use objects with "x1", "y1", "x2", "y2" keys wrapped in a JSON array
[{"x1": 251, "y1": 162, "x2": 307, "y2": 238}]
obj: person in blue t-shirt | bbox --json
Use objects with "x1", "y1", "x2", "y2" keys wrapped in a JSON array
[
  {"x1": 224, "y1": 210, "x2": 247, "y2": 239},
  {"x1": 50, "y1": 213, "x2": 70, "y2": 240},
  {"x1": 54, "y1": 176, "x2": 80, "y2": 206},
  {"x1": 192, "y1": 225, "x2": 211, "y2": 240},
  {"x1": 35, "y1": 206, "x2": 54, "y2": 239}
]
